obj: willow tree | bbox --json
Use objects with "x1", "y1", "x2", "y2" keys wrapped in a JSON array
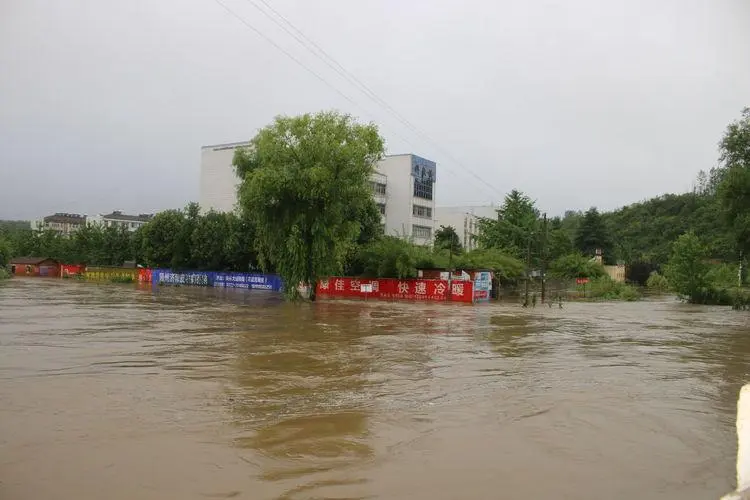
[{"x1": 234, "y1": 111, "x2": 385, "y2": 300}]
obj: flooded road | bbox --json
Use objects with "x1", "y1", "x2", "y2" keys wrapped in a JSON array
[{"x1": 1, "y1": 278, "x2": 749, "y2": 500}]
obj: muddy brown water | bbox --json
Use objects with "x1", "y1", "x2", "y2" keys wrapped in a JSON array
[{"x1": 1, "y1": 278, "x2": 749, "y2": 500}]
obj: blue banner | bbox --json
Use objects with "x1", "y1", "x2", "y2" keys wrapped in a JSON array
[{"x1": 151, "y1": 269, "x2": 283, "y2": 292}]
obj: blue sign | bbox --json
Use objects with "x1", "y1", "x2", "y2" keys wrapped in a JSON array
[
  {"x1": 411, "y1": 155, "x2": 436, "y2": 184},
  {"x1": 151, "y1": 269, "x2": 283, "y2": 292}
]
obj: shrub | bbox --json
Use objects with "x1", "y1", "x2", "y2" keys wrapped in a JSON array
[
  {"x1": 549, "y1": 253, "x2": 606, "y2": 280},
  {"x1": 645, "y1": 271, "x2": 669, "y2": 293},
  {"x1": 0, "y1": 267, "x2": 10, "y2": 280},
  {"x1": 586, "y1": 276, "x2": 641, "y2": 301}
]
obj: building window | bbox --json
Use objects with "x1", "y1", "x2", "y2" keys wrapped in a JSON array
[
  {"x1": 412, "y1": 204, "x2": 432, "y2": 219},
  {"x1": 377, "y1": 203, "x2": 386, "y2": 215},
  {"x1": 371, "y1": 182, "x2": 386, "y2": 196},
  {"x1": 413, "y1": 179, "x2": 433, "y2": 200},
  {"x1": 412, "y1": 224, "x2": 432, "y2": 240}
]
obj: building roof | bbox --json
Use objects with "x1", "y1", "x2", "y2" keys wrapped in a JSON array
[
  {"x1": 10, "y1": 257, "x2": 59, "y2": 265},
  {"x1": 43, "y1": 213, "x2": 86, "y2": 224},
  {"x1": 100, "y1": 211, "x2": 153, "y2": 222}
]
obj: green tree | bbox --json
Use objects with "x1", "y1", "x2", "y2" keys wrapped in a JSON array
[
  {"x1": 664, "y1": 231, "x2": 709, "y2": 303},
  {"x1": 234, "y1": 111, "x2": 385, "y2": 300},
  {"x1": 191, "y1": 210, "x2": 232, "y2": 271},
  {"x1": 434, "y1": 225, "x2": 462, "y2": 254},
  {"x1": 140, "y1": 209, "x2": 185, "y2": 268},
  {"x1": 717, "y1": 108, "x2": 750, "y2": 254},
  {"x1": 476, "y1": 189, "x2": 539, "y2": 259},
  {"x1": 574, "y1": 207, "x2": 613, "y2": 262}
]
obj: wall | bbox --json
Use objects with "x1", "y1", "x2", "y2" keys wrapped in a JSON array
[
  {"x1": 83, "y1": 267, "x2": 139, "y2": 281},
  {"x1": 377, "y1": 154, "x2": 437, "y2": 245},
  {"x1": 9, "y1": 260, "x2": 60, "y2": 277},
  {"x1": 150, "y1": 269, "x2": 283, "y2": 292},
  {"x1": 317, "y1": 277, "x2": 474, "y2": 303},
  {"x1": 199, "y1": 141, "x2": 249, "y2": 213},
  {"x1": 604, "y1": 264, "x2": 626, "y2": 282}
]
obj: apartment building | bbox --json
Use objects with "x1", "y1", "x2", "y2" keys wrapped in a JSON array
[{"x1": 434, "y1": 205, "x2": 499, "y2": 251}]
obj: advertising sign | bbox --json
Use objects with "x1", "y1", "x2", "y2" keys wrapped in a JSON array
[
  {"x1": 411, "y1": 155, "x2": 436, "y2": 184},
  {"x1": 317, "y1": 277, "x2": 474, "y2": 303}
]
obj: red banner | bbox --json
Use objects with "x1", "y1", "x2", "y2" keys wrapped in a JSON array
[
  {"x1": 138, "y1": 268, "x2": 153, "y2": 283},
  {"x1": 317, "y1": 277, "x2": 474, "y2": 303}
]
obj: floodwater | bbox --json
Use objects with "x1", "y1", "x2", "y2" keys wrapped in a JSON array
[{"x1": 1, "y1": 279, "x2": 749, "y2": 500}]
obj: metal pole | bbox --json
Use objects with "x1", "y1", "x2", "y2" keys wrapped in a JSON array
[{"x1": 541, "y1": 213, "x2": 547, "y2": 303}]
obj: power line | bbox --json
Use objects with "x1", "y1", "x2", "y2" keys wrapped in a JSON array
[
  {"x1": 242, "y1": 0, "x2": 504, "y2": 198},
  {"x1": 209, "y1": 0, "x2": 493, "y2": 197}
]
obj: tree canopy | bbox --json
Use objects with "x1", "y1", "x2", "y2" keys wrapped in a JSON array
[{"x1": 234, "y1": 111, "x2": 385, "y2": 299}]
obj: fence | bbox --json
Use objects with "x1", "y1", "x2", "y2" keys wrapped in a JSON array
[
  {"x1": 83, "y1": 266, "x2": 139, "y2": 281},
  {"x1": 149, "y1": 269, "x2": 283, "y2": 292},
  {"x1": 317, "y1": 277, "x2": 479, "y2": 303}
]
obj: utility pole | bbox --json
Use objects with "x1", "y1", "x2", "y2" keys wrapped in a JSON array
[
  {"x1": 541, "y1": 213, "x2": 547, "y2": 304},
  {"x1": 524, "y1": 232, "x2": 532, "y2": 307}
]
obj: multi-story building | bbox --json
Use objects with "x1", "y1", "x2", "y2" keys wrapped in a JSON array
[
  {"x1": 199, "y1": 143, "x2": 439, "y2": 246},
  {"x1": 87, "y1": 211, "x2": 153, "y2": 231},
  {"x1": 30, "y1": 213, "x2": 86, "y2": 235},
  {"x1": 434, "y1": 205, "x2": 499, "y2": 252}
]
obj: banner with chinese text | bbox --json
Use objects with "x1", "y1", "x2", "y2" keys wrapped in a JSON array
[{"x1": 316, "y1": 277, "x2": 474, "y2": 303}]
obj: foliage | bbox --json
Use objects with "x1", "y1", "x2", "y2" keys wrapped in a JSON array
[
  {"x1": 645, "y1": 271, "x2": 669, "y2": 293},
  {"x1": 434, "y1": 225, "x2": 462, "y2": 254},
  {"x1": 585, "y1": 276, "x2": 641, "y2": 302},
  {"x1": 476, "y1": 189, "x2": 539, "y2": 260},
  {"x1": 352, "y1": 236, "x2": 423, "y2": 279},
  {"x1": 548, "y1": 252, "x2": 606, "y2": 280},
  {"x1": 574, "y1": 207, "x2": 614, "y2": 263},
  {"x1": 0, "y1": 267, "x2": 9, "y2": 280},
  {"x1": 664, "y1": 231, "x2": 709, "y2": 303},
  {"x1": 0, "y1": 238, "x2": 11, "y2": 267},
  {"x1": 717, "y1": 107, "x2": 750, "y2": 254},
  {"x1": 234, "y1": 111, "x2": 385, "y2": 299},
  {"x1": 452, "y1": 248, "x2": 525, "y2": 281}
]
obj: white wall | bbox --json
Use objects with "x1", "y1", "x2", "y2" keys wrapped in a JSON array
[
  {"x1": 199, "y1": 141, "x2": 249, "y2": 213},
  {"x1": 434, "y1": 205, "x2": 498, "y2": 251}
]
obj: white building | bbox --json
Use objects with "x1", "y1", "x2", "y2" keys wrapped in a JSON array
[
  {"x1": 434, "y1": 205, "x2": 499, "y2": 251},
  {"x1": 30, "y1": 213, "x2": 86, "y2": 235},
  {"x1": 87, "y1": 211, "x2": 153, "y2": 232},
  {"x1": 199, "y1": 143, "x2": 439, "y2": 246}
]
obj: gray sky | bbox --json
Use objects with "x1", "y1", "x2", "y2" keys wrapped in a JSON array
[{"x1": 1, "y1": 0, "x2": 748, "y2": 220}]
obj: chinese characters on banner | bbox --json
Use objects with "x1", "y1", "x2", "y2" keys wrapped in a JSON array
[
  {"x1": 147, "y1": 269, "x2": 283, "y2": 292},
  {"x1": 317, "y1": 277, "x2": 474, "y2": 303}
]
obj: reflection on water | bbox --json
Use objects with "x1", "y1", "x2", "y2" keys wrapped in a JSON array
[{"x1": 1, "y1": 278, "x2": 749, "y2": 499}]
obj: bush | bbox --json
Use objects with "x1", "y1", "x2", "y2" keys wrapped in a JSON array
[
  {"x1": 549, "y1": 253, "x2": 606, "y2": 280},
  {"x1": 586, "y1": 276, "x2": 641, "y2": 301},
  {"x1": 645, "y1": 271, "x2": 669, "y2": 293},
  {"x1": 0, "y1": 267, "x2": 10, "y2": 280}
]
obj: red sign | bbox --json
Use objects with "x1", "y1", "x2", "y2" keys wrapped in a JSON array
[
  {"x1": 61, "y1": 264, "x2": 84, "y2": 277},
  {"x1": 317, "y1": 277, "x2": 474, "y2": 303},
  {"x1": 576, "y1": 278, "x2": 589, "y2": 285}
]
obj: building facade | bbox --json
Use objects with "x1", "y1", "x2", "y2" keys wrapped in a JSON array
[
  {"x1": 434, "y1": 205, "x2": 499, "y2": 251},
  {"x1": 87, "y1": 211, "x2": 153, "y2": 231},
  {"x1": 31, "y1": 213, "x2": 86, "y2": 235},
  {"x1": 199, "y1": 143, "x2": 439, "y2": 246}
]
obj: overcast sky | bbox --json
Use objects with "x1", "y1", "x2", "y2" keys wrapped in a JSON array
[{"x1": 1, "y1": 0, "x2": 748, "y2": 220}]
